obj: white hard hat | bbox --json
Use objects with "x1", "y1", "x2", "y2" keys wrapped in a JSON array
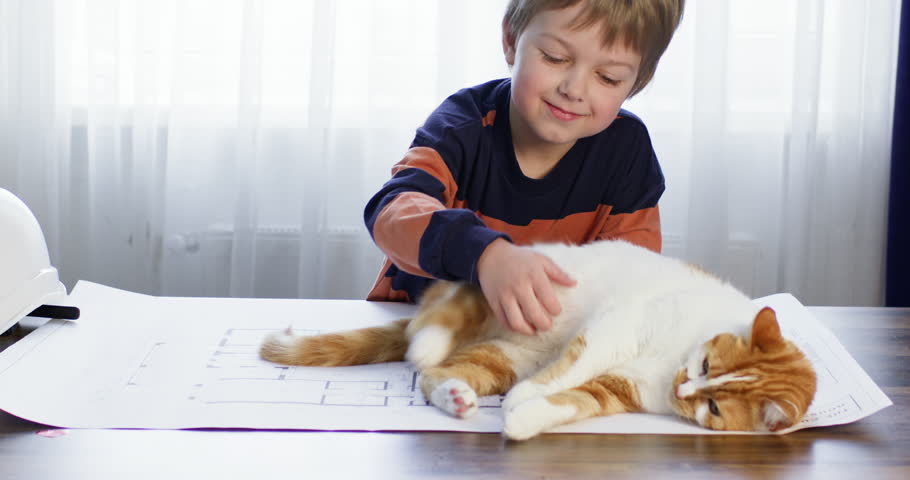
[{"x1": 0, "y1": 187, "x2": 77, "y2": 335}]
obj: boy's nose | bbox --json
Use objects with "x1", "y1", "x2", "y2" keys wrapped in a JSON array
[{"x1": 558, "y1": 72, "x2": 585, "y2": 103}]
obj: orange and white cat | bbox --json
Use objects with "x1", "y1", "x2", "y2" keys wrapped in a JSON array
[{"x1": 260, "y1": 240, "x2": 817, "y2": 440}]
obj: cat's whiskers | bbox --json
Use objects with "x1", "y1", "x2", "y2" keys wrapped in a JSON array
[{"x1": 676, "y1": 373, "x2": 758, "y2": 399}]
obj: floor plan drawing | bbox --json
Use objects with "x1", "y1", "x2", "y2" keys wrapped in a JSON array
[
  {"x1": 0, "y1": 282, "x2": 891, "y2": 433},
  {"x1": 157, "y1": 327, "x2": 501, "y2": 409}
]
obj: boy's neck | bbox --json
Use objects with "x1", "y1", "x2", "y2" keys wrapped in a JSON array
[
  {"x1": 509, "y1": 102, "x2": 575, "y2": 180},
  {"x1": 513, "y1": 147, "x2": 568, "y2": 179}
]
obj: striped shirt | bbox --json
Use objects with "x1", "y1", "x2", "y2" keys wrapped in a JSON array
[{"x1": 364, "y1": 78, "x2": 664, "y2": 302}]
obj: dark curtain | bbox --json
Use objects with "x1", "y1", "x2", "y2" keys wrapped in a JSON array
[{"x1": 886, "y1": 0, "x2": 909, "y2": 306}]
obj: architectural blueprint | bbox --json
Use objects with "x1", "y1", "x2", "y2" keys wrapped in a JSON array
[{"x1": 0, "y1": 282, "x2": 892, "y2": 434}]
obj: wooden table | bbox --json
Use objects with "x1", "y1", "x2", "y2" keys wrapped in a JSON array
[{"x1": 0, "y1": 307, "x2": 907, "y2": 479}]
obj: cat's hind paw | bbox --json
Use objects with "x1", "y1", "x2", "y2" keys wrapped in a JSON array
[
  {"x1": 430, "y1": 378, "x2": 479, "y2": 419},
  {"x1": 502, "y1": 380, "x2": 548, "y2": 412},
  {"x1": 502, "y1": 396, "x2": 575, "y2": 441},
  {"x1": 406, "y1": 325, "x2": 453, "y2": 369}
]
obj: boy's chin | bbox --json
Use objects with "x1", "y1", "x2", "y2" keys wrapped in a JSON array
[
  {"x1": 531, "y1": 118, "x2": 608, "y2": 144},
  {"x1": 529, "y1": 126, "x2": 585, "y2": 147}
]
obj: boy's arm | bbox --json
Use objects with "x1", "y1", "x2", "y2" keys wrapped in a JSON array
[
  {"x1": 364, "y1": 146, "x2": 508, "y2": 282},
  {"x1": 365, "y1": 147, "x2": 574, "y2": 335}
]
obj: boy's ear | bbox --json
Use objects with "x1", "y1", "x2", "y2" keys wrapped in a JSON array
[{"x1": 502, "y1": 21, "x2": 516, "y2": 66}]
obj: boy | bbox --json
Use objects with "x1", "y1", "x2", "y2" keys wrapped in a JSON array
[{"x1": 364, "y1": 0, "x2": 684, "y2": 335}]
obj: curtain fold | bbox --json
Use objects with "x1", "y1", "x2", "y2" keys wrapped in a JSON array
[{"x1": 0, "y1": 0, "x2": 902, "y2": 305}]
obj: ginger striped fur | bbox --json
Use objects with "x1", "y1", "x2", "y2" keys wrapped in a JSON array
[
  {"x1": 259, "y1": 319, "x2": 410, "y2": 366},
  {"x1": 260, "y1": 240, "x2": 817, "y2": 440}
]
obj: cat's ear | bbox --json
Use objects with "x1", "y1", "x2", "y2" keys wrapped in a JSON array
[
  {"x1": 761, "y1": 399, "x2": 795, "y2": 432},
  {"x1": 750, "y1": 307, "x2": 785, "y2": 353}
]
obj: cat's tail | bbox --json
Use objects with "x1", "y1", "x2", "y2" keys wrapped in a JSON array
[{"x1": 259, "y1": 318, "x2": 410, "y2": 366}]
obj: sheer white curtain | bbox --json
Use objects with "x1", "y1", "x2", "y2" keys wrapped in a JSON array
[
  {"x1": 624, "y1": 0, "x2": 901, "y2": 305},
  {"x1": 0, "y1": 0, "x2": 901, "y2": 305}
]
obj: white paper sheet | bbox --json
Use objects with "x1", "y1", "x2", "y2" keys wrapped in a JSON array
[{"x1": 0, "y1": 281, "x2": 892, "y2": 434}]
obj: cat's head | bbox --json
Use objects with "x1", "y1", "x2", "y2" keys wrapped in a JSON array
[{"x1": 669, "y1": 307, "x2": 817, "y2": 432}]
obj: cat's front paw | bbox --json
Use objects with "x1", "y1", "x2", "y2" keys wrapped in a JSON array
[
  {"x1": 502, "y1": 380, "x2": 547, "y2": 412},
  {"x1": 429, "y1": 378, "x2": 478, "y2": 419},
  {"x1": 502, "y1": 396, "x2": 575, "y2": 441},
  {"x1": 406, "y1": 325, "x2": 453, "y2": 369}
]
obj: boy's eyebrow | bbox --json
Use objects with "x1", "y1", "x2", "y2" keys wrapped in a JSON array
[{"x1": 539, "y1": 33, "x2": 637, "y2": 71}]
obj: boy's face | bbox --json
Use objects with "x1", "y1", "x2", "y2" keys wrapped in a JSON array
[{"x1": 504, "y1": 3, "x2": 641, "y2": 151}]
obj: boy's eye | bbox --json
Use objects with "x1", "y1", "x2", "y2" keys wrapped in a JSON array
[
  {"x1": 540, "y1": 50, "x2": 566, "y2": 64},
  {"x1": 598, "y1": 74, "x2": 619, "y2": 86},
  {"x1": 708, "y1": 398, "x2": 721, "y2": 416},
  {"x1": 701, "y1": 357, "x2": 710, "y2": 376}
]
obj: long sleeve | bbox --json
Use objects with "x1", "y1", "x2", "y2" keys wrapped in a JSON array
[{"x1": 364, "y1": 147, "x2": 508, "y2": 284}]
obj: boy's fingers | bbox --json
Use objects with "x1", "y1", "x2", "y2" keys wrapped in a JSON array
[
  {"x1": 535, "y1": 280, "x2": 562, "y2": 317},
  {"x1": 543, "y1": 259, "x2": 576, "y2": 287},
  {"x1": 502, "y1": 299, "x2": 535, "y2": 335},
  {"x1": 492, "y1": 303, "x2": 509, "y2": 331},
  {"x1": 518, "y1": 291, "x2": 551, "y2": 332}
]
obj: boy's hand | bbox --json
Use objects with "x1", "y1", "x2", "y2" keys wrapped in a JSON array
[{"x1": 476, "y1": 239, "x2": 576, "y2": 335}]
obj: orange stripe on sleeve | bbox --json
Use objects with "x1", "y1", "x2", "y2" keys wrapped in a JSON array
[
  {"x1": 390, "y1": 147, "x2": 458, "y2": 205},
  {"x1": 374, "y1": 192, "x2": 443, "y2": 278},
  {"x1": 371, "y1": 147, "x2": 459, "y2": 278}
]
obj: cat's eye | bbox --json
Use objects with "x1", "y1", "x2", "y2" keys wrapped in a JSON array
[
  {"x1": 708, "y1": 398, "x2": 720, "y2": 416},
  {"x1": 701, "y1": 357, "x2": 710, "y2": 376}
]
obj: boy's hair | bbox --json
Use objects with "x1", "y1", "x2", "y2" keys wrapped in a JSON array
[{"x1": 503, "y1": 0, "x2": 684, "y2": 97}]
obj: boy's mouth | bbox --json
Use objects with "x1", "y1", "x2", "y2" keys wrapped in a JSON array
[{"x1": 545, "y1": 101, "x2": 583, "y2": 121}]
